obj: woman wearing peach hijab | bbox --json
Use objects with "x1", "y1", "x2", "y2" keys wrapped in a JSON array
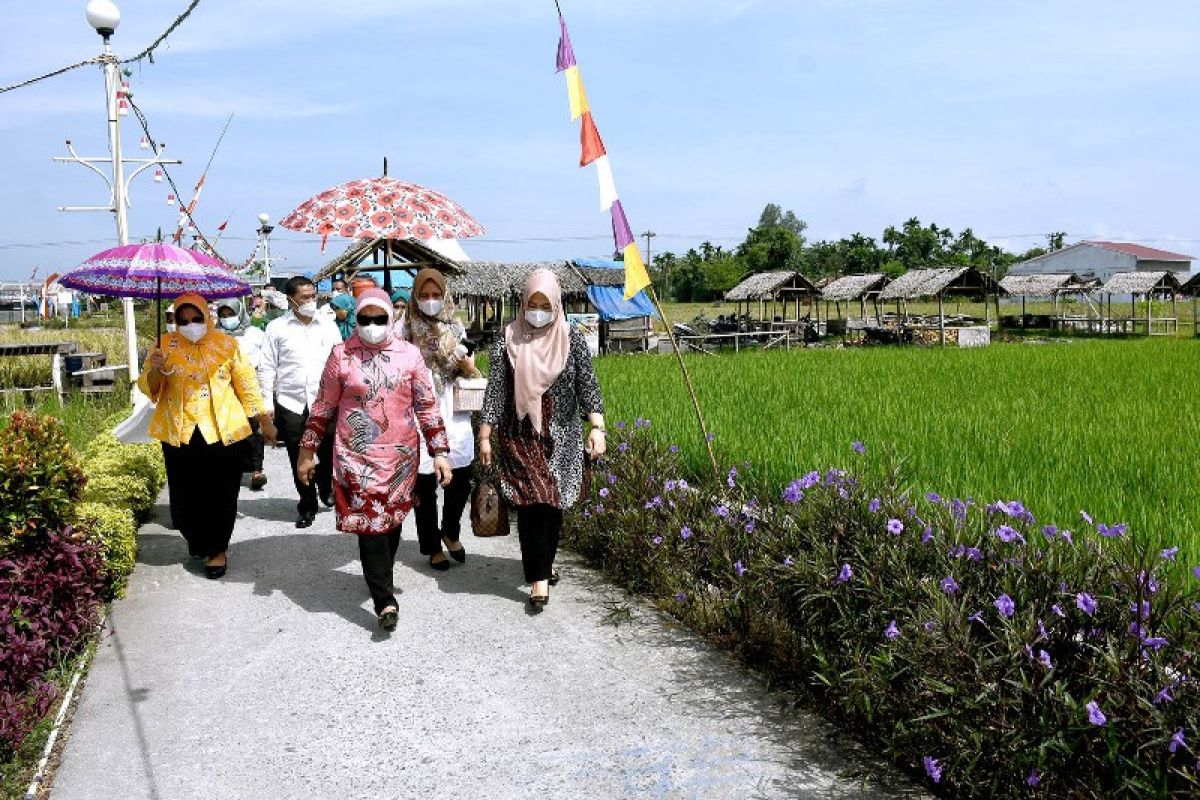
[
  {"x1": 139, "y1": 293, "x2": 277, "y2": 579},
  {"x1": 479, "y1": 269, "x2": 606, "y2": 607}
]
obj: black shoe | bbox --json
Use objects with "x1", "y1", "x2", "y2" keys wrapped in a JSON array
[
  {"x1": 296, "y1": 511, "x2": 315, "y2": 529},
  {"x1": 205, "y1": 557, "x2": 227, "y2": 579},
  {"x1": 319, "y1": 488, "x2": 334, "y2": 508},
  {"x1": 429, "y1": 555, "x2": 451, "y2": 572},
  {"x1": 250, "y1": 471, "x2": 268, "y2": 491},
  {"x1": 529, "y1": 592, "x2": 549, "y2": 607},
  {"x1": 444, "y1": 541, "x2": 466, "y2": 564},
  {"x1": 548, "y1": 567, "x2": 560, "y2": 586},
  {"x1": 378, "y1": 607, "x2": 398, "y2": 631}
]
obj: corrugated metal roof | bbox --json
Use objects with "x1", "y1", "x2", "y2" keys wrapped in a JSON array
[{"x1": 1087, "y1": 241, "x2": 1193, "y2": 262}]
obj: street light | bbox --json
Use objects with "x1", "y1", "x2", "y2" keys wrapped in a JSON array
[
  {"x1": 257, "y1": 213, "x2": 274, "y2": 285},
  {"x1": 55, "y1": 0, "x2": 180, "y2": 387}
]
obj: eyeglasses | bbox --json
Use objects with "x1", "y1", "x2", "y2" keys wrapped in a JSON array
[{"x1": 356, "y1": 314, "x2": 389, "y2": 326}]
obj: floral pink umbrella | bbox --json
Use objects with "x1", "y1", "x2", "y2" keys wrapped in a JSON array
[{"x1": 279, "y1": 176, "x2": 485, "y2": 251}]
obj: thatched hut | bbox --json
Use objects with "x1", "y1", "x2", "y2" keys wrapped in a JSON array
[
  {"x1": 1097, "y1": 271, "x2": 1182, "y2": 335},
  {"x1": 312, "y1": 237, "x2": 463, "y2": 293},
  {"x1": 723, "y1": 270, "x2": 817, "y2": 323},
  {"x1": 818, "y1": 273, "x2": 889, "y2": 323},
  {"x1": 877, "y1": 267, "x2": 1004, "y2": 345},
  {"x1": 997, "y1": 273, "x2": 1099, "y2": 329},
  {"x1": 1181, "y1": 273, "x2": 1200, "y2": 337},
  {"x1": 446, "y1": 261, "x2": 585, "y2": 332}
]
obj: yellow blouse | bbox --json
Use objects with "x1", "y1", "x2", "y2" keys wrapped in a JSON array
[{"x1": 136, "y1": 330, "x2": 266, "y2": 447}]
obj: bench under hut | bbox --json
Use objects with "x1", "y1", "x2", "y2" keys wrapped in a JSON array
[
  {"x1": 877, "y1": 266, "x2": 1005, "y2": 345},
  {"x1": 818, "y1": 273, "x2": 890, "y2": 324},
  {"x1": 1097, "y1": 271, "x2": 1182, "y2": 336},
  {"x1": 723, "y1": 270, "x2": 818, "y2": 325},
  {"x1": 997, "y1": 273, "x2": 1100, "y2": 329}
]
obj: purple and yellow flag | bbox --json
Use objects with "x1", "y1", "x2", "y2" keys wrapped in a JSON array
[{"x1": 556, "y1": 12, "x2": 651, "y2": 299}]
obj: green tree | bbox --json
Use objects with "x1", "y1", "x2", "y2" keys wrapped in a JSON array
[
  {"x1": 757, "y1": 203, "x2": 808, "y2": 241},
  {"x1": 737, "y1": 225, "x2": 805, "y2": 275}
]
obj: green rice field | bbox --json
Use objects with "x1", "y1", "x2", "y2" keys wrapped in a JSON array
[{"x1": 594, "y1": 338, "x2": 1200, "y2": 548}]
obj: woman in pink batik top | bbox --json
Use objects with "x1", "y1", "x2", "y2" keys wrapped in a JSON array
[{"x1": 297, "y1": 288, "x2": 452, "y2": 631}]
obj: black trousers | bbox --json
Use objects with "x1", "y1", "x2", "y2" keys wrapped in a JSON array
[
  {"x1": 241, "y1": 417, "x2": 265, "y2": 473},
  {"x1": 358, "y1": 528, "x2": 402, "y2": 613},
  {"x1": 275, "y1": 405, "x2": 333, "y2": 515},
  {"x1": 414, "y1": 467, "x2": 473, "y2": 556},
  {"x1": 161, "y1": 429, "x2": 243, "y2": 558},
  {"x1": 516, "y1": 504, "x2": 563, "y2": 583}
]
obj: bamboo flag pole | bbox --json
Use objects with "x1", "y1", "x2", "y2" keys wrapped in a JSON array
[{"x1": 646, "y1": 284, "x2": 720, "y2": 477}]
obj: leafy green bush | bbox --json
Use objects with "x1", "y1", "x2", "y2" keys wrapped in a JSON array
[
  {"x1": 565, "y1": 422, "x2": 1200, "y2": 797},
  {"x1": 80, "y1": 427, "x2": 165, "y2": 522},
  {"x1": 80, "y1": 473, "x2": 156, "y2": 520},
  {"x1": 0, "y1": 412, "x2": 86, "y2": 553},
  {"x1": 75, "y1": 501, "x2": 137, "y2": 598}
]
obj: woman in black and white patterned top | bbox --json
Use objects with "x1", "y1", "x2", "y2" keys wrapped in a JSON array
[{"x1": 479, "y1": 269, "x2": 605, "y2": 607}]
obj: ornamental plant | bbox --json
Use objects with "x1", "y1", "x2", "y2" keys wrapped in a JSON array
[
  {"x1": 0, "y1": 411, "x2": 86, "y2": 552},
  {"x1": 565, "y1": 423, "x2": 1200, "y2": 798}
]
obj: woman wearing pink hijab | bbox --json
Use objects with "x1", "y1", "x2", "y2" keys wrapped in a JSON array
[
  {"x1": 479, "y1": 269, "x2": 606, "y2": 607},
  {"x1": 297, "y1": 288, "x2": 452, "y2": 631}
]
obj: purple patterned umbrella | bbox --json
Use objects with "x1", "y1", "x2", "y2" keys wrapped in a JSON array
[{"x1": 60, "y1": 242, "x2": 251, "y2": 338}]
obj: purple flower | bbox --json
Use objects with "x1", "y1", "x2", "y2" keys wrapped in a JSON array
[
  {"x1": 615, "y1": 420, "x2": 626, "y2": 430},
  {"x1": 675, "y1": 591, "x2": 687, "y2": 603},
  {"x1": 1038, "y1": 649, "x2": 1052, "y2": 669},
  {"x1": 1060, "y1": 529, "x2": 1074, "y2": 544},
  {"x1": 852, "y1": 440, "x2": 866, "y2": 454},
  {"x1": 714, "y1": 505, "x2": 729, "y2": 519},
  {"x1": 783, "y1": 555, "x2": 794, "y2": 567},
  {"x1": 678, "y1": 479, "x2": 689, "y2": 490},
  {"x1": 680, "y1": 526, "x2": 693, "y2": 540},
  {"x1": 923, "y1": 621, "x2": 936, "y2": 633},
  {"x1": 1139, "y1": 570, "x2": 1161, "y2": 595},
  {"x1": 1076, "y1": 593, "x2": 1097, "y2": 617},
  {"x1": 799, "y1": 471, "x2": 821, "y2": 490},
  {"x1": 1192, "y1": 565, "x2": 1200, "y2": 581},
  {"x1": 1170, "y1": 729, "x2": 1187, "y2": 754},
  {"x1": 744, "y1": 521, "x2": 756, "y2": 534},
  {"x1": 705, "y1": 432, "x2": 715, "y2": 442},
  {"x1": 1042, "y1": 525, "x2": 1059, "y2": 540},
  {"x1": 1143, "y1": 636, "x2": 1169, "y2": 651},
  {"x1": 835, "y1": 564, "x2": 853, "y2": 586},
  {"x1": 617, "y1": 442, "x2": 629, "y2": 453},
  {"x1": 607, "y1": 474, "x2": 618, "y2": 485},
  {"x1": 664, "y1": 479, "x2": 677, "y2": 491},
  {"x1": 1052, "y1": 604, "x2": 1066, "y2": 618},
  {"x1": 599, "y1": 487, "x2": 610, "y2": 498},
  {"x1": 1131, "y1": 600, "x2": 1150, "y2": 620},
  {"x1": 940, "y1": 575, "x2": 960, "y2": 596},
  {"x1": 926, "y1": 492, "x2": 942, "y2": 503},
  {"x1": 995, "y1": 525, "x2": 1026, "y2": 544},
  {"x1": 1081, "y1": 510, "x2": 1093, "y2": 525},
  {"x1": 652, "y1": 536, "x2": 663, "y2": 546},
  {"x1": 868, "y1": 498, "x2": 882, "y2": 514},
  {"x1": 594, "y1": 503, "x2": 605, "y2": 514},
  {"x1": 733, "y1": 560, "x2": 746, "y2": 577},
  {"x1": 1086, "y1": 700, "x2": 1107, "y2": 726},
  {"x1": 995, "y1": 594, "x2": 1015, "y2": 618},
  {"x1": 1037, "y1": 619, "x2": 1048, "y2": 640},
  {"x1": 951, "y1": 499, "x2": 968, "y2": 521},
  {"x1": 884, "y1": 620, "x2": 900, "y2": 641},
  {"x1": 634, "y1": 417, "x2": 650, "y2": 429},
  {"x1": 1154, "y1": 683, "x2": 1176, "y2": 705},
  {"x1": 921, "y1": 527, "x2": 934, "y2": 544},
  {"x1": 1027, "y1": 770, "x2": 1040, "y2": 787},
  {"x1": 726, "y1": 467, "x2": 738, "y2": 488},
  {"x1": 1098, "y1": 522, "x2": 1127, "y2": 538},
  {"x1": 923, "y1": 756, "x2": 941, "y2": 784},
  {"x1": 781, "y1": 481, "x2": 805, "y2": 504},
  {"x1": 968, "y1": 611, "x2": 983, "y2": 624},
  {"x1": 887, "y1": 518, "x2": 904, "y2": 536},
  {"x1": 669, "y1": 444, "x2": 679, "y2": 453},
  {"x1": 1161, "y1": 547, "x2": 1180, "y2": 561}
]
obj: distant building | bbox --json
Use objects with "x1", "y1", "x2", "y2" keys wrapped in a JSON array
[{"x1": 1009, "y1": 241, "x2": 1192, "y2": 284}]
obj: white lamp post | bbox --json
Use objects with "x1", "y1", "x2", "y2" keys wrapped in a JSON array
[
  {"x1": 257, "y1": 213, "x2": 274, "y2": 285},
  {"x1": 54, "y1": 0, "x2": 180, "y2": 385}
]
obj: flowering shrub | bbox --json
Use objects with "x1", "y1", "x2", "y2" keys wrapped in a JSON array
[
  {"x1": 0, "y1": 531, "x2": 105, "y2": 759},
  {"x1": 0, "y1": 412, "x2": 86, "y2": 552},
  {"x1": 565, "y1": 425, "x2": 1200, "y2": 797}
]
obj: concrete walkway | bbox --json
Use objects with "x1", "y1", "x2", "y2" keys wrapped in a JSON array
[{"x1": 52, "y1": 444, "x2": 920, "y2": 799}]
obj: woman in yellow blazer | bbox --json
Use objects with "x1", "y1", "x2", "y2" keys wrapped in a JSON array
[{"x1": 139, "y1": 293, "x2": 277, "y2": 578}]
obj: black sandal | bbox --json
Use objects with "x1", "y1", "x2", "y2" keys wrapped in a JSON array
[
  {"x1": 444, "y1": 540, "x2": 466, "y2": 564},
  {"x1": 548, "y1": 567, "x2": 560, "y2": 586},
  {"x1": 429, "y1": 555, "x2": 451, "y2": 572},
  {"x1": 378, "y1": 607, "x2": 398, "y2": 630}
]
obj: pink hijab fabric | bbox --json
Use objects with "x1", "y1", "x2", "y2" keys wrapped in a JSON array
[{"x1": 505, "y1": 268, "x2": 570, "y2": 432}]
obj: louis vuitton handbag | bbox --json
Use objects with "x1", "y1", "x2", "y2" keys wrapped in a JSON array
[{"x1": 470, "y1": 470, "x2": 509, "y2": 537}]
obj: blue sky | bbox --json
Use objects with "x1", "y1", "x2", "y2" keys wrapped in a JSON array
[{"x1": 1, "y1": 0, "x2": 1198, "y2": 281}]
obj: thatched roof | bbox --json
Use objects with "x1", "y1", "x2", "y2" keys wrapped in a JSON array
[
  {"x1": 878, "y1": 267, "x2": 1003, "y2": 301},
  {"x1": 572, "y1": 264, "x2": 625, "y2": 288},
  {"x1": 446, "y1": 261, "x2": 588, "y2": 299},
  {"x1": 1180, "y1": 272, "x2": 1200, "y2": 297},
  {"x1": 313, "y1": 237, "x2": 464, "y2": 283},
  {"x1": 1098, "y1": 271, "x2": 1182, "y2": 295},
  {"x1": 819, "y1": 273, "x2": 889, "y2": 301},
  {"x1": 724, "y1": 271, "x2": 816, "y2": 302},
  {"x1": 998, "y1": 273, "x2": 1094, "y2": 297}
]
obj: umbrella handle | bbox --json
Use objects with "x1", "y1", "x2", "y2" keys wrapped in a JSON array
[{"x1": 156, "y1": 274, "x2": 161, "y2": 343}]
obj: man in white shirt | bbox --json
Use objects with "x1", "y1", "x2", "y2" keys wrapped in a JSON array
[{"x1": 259, "y1": 276, "x2": 342, "y2": 528}]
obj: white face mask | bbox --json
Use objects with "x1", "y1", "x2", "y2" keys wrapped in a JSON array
[
  {"x1": 294, "y1": 300, "x2": 317, "y2": 318},
  {"x1": 418, "y1": 299, "x2": 444, "y2": 317},
  {"x1": 525, "y1": 309, "x2": 554, "y2": 329},
  {"x1": 358, "y1": 324, "x2": 389, "y2": 345},
  {"x1": 218, "y1": 317, "x2": 240, "y2": 331},
  {"x1": 165, "y1": 323, "x2": 177, "y2": 333},
  {"x1": 178, "y1": 322, "x2": 207, "y2": 343}
]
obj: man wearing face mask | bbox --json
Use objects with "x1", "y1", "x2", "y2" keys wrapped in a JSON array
[{"x1": 259, "y1": 276, "x2": 342, "y2": 528}]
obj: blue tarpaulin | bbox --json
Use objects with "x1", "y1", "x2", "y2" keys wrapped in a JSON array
[{"x1": 574, "y1": 258, "x2": 658, "y2": 321}]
